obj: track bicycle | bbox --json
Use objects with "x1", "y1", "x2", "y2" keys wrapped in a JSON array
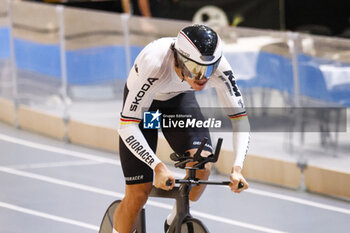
[{"x1": 99, "y1": 137, "x2": 244, "y2": 233}]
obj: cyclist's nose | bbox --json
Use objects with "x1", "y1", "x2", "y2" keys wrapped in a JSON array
[{"x1": 194, "y1": 72, "x2": 207, "y2": 80}]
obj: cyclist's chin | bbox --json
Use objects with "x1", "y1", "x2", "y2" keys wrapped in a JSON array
[{"x1": 190, "y1": 80, "x2": 208, "y2": 91}]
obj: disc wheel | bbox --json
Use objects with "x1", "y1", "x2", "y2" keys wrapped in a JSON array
[{"x1": 99, "y1": 200, "x2": 121, "y2": 233}]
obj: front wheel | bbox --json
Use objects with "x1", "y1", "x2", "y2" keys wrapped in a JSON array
[
  {"x1": 180, "y1": 218, "x2": 209, "y2": 233},
  {"x1": 99, "y1": 200, "x2": 145, "y2": 233},
  {"x1": 99, "y1": 200, "x2": 121, "y2": 233}
]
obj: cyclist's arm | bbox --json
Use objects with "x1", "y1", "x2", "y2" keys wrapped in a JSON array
[
  {"x1": 118, "y1": 62, "x2": 165, "y2": 170},
  {"x1": 210, "y1": 56, "x2": 250, "y2": 169}
]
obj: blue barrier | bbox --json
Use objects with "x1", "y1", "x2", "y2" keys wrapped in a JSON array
[
  {"x1": 11, "y1": 37, "x2": 143, "y2": 84},
  {"x1": 234, "y1": 51, "x2": 350, "y2": 107},
  {"x1": 298, "y1": 63, "x2": 333, "y2": 102},
  {"x1": 0, "y1": 27, "x2": 10, "y2": 59},
  {"x1": 14, "y1": 38, "x2": 61, "y2": 78},
  {"x1": 298, "y1": 55, "x2": 350, "y2": 106},
  {"x1": 1, "y1": 34, "x2": 349, "y2": 106},
  {"x1": 66, "y1": 46, "x2": 126, "y2": 84},
  {"x1": 235, "y1": 51, "x2": 294, "y2": 94},
  {"x1": 66, "y1": 45, "x2": 142, "y2": 84}
]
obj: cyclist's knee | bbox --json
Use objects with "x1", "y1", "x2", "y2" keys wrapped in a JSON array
[
  {"x1": 196, "y1": 162, "x2": 212, "y2": 177},
  {"x1": 204, "y1": 162, "x2": 212, "y2": 173},
  {"x1": 124, "y1": 183, "x2": 152, "y2": 207},
  {"x1": 186, "y1": 149, "x2": 212, "y2": 173}
]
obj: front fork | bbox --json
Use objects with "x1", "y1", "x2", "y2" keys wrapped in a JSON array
[
  {"x1": 168, "y1": 183, "x2": 193, "y2": 233},
  {"x1": 170, "y1": 169, "x2": 198, "y2": 233}
]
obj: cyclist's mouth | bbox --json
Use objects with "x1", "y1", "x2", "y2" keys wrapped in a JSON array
[{"x1": 194, "y1": 79, "x2": 208, "y2": 86}]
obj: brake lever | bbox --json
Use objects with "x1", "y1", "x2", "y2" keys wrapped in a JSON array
[
  {"x1": 170, "y1": 153, "x2": 182, "y2": 162},
  {"x1": 170, "y1": 152, "x2": 192, "y2": 162}
]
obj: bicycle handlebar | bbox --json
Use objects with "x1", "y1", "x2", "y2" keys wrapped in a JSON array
[
  {"x1": 166, "y1": 179, "x2": 173, "y2": 186},
  {"x1": 166, "y1": 179, "x2": 244, "y2": 189},
  {"x1": 165, "y1": 137, "x2": 245, "y2": 189},
  {"x1": 171, "y1": 137, "x2": 223, "y2": 169},
  {"x1": 193, "y1": 137, "x2": 208, "y2": 161}
]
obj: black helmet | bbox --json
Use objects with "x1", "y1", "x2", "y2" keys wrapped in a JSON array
[{"x1": 174, "y1": 24, "x2": 222, "y2": 80}]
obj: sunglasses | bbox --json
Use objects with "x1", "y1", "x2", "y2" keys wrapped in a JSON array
[{"x1": 176, "y1": 52, "x2": 221, "y2": 80}]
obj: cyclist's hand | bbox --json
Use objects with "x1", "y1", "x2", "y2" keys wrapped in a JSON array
[
  {"x1": 154, "y1": 162, "x2": 175, "y2": 191},
  {"x1": 229, "y1": 166, "x2": 248, "y2": 193}
]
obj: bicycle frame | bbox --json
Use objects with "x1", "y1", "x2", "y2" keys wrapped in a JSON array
[
  {"x1": 149, "y1": 185, "x2": 193, "y2": 233},
  {"x1": 100, "y1": 137, "x2": 243, "y2": 233},
  {"x1": 148, "y1": 168, "x2": 206, "y2": 233}
]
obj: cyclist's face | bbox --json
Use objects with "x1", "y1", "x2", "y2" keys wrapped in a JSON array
[
  {"x1": 174, "y1": 60, "x2": 208, "y2": 91},
  {"x1": 176, "y1": 52, "x2": 218, "y2": 81},
  {"x1": 184, "y1": 74, "x2": 208, "y2": 91}
]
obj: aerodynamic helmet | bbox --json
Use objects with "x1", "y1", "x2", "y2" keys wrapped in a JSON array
[{"x1": 174, "y1": 24, "x2": 222, "y2": 80}]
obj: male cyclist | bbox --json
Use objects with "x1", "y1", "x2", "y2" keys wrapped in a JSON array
[{"x1": 114, "y1": 24, "x2": 250, "y2": 233}]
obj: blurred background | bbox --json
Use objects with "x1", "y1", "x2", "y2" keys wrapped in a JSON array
[
  {"x1": 0, "y1": 1, "x2": 349, "y2": 232},
  {"x1": 38, "y1": 0, "x2": 350, "y2": 37}
]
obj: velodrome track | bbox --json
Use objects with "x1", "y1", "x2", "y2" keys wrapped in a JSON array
[{"x1": 0, "y1": 122, "x2": 349, "y2": 233}]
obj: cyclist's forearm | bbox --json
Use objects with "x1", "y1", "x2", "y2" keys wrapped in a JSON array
[
  {"x1": 231, "y1": 118, "x2": 250, "y2": 168},
  {"x1": 118, "y1": 124, "x2": 161, "y2": 170},
  {"x1": 232, "y1": 165, "x2": 242, "y2": 173}
]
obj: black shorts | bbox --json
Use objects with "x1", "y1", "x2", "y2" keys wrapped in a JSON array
[{"x1": 119, "y1": 86, "x2": 212, "y2": 185}]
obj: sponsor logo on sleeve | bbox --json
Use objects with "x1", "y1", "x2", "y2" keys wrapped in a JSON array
[
  {"x1": 130, "y1": 77, "x2": 158, "y2": 111},
  {"x1": 223, "y1": 70, "x2": 241, "y2": 97},
  {"x1": 125, "y1": 135, "x2": 155, "y2": 166}
]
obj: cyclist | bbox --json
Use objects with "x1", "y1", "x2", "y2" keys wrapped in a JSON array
[{"x1": 114, "y1": 24, "x2": 250, "y2": 233}]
